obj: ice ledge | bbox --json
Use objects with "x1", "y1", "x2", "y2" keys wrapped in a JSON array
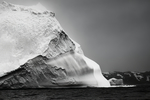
[{"x1": 0, "y1": 1, "x2": 55, "y2": 17}]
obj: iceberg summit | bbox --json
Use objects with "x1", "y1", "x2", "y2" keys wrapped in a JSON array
[{"x1": 0, "y1": 2, "x2": 110, "y2": 88}]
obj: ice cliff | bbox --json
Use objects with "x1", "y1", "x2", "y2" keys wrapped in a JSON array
[{"x1": 0, "y1": 2, "x2": 110, "y2": 88}]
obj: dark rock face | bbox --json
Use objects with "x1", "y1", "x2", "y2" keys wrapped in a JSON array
[{"x1": 103, "y1": 71, "x2": 150, "y2": 85}]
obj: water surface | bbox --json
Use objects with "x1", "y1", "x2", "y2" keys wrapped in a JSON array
[{"x1": 0, "y1": 86, "x2": 150, "y2": 100}]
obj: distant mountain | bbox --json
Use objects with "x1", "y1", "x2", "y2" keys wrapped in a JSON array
[{"x1": 102, "y1": 71, "x2": 150, "y2": 86}]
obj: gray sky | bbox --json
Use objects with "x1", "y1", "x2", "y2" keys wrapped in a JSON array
[{"x1": 1, "y1": 0, "x2": 150, "y2": 71}]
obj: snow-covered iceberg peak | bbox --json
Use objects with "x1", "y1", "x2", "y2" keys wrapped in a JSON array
[{"x1": 0, "y1": 2, "x2": 110, "y2": 88}]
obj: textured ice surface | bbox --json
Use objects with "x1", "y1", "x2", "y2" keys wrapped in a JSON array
[{"x1": 0, "y1": 2, "x2": 110, "y2": 88}]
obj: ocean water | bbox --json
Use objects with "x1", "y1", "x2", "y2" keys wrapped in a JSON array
[{"x1": 0, "y1": 86, "x2": 150, "y2": 100}]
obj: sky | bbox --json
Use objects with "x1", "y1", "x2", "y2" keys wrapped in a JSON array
[{"x1": 1, "y1": 0, "x2": 150, "y2": 72}]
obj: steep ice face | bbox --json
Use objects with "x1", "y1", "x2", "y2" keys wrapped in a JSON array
[
  {"x1": 0, "y1": 2, "x2": 110, "y2": 87},
  {"x1": 0, "y1": 1, "x2": 62, "y2": 74}
]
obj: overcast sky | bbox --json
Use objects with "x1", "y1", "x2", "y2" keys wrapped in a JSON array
[{"x1": 1, "y1": 0, "x2": 150, "y2": 72}]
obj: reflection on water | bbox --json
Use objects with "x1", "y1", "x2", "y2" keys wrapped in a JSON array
[{"x1": 0, "y1": 86, "x2": 150, "y2": 100}]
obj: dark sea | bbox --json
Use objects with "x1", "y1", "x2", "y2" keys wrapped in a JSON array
[{"x1": 0, "y1": 86, "x2": 150, "y2": 100}]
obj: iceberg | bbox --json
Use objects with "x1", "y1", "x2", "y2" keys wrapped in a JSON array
[{"x1": 0, "y1": 2, "x2": 110, "y2": 88}]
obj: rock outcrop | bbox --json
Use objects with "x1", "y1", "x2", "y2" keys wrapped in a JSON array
[{"x1": 0, "y1": 2, "x2": 110, "y2": 89}]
